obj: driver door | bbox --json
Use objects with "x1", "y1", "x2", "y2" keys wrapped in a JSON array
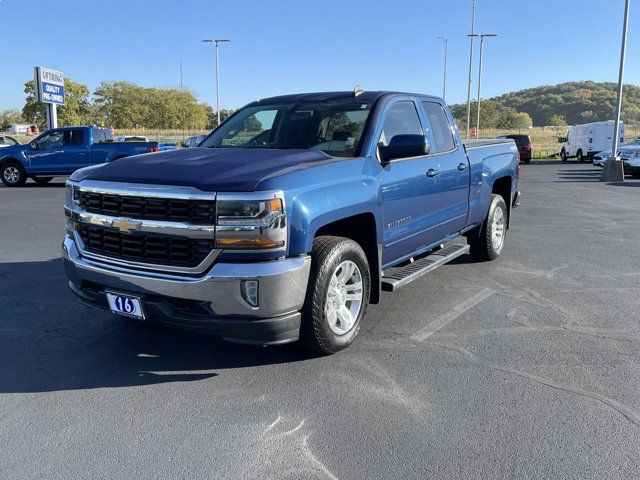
[
  {"x1": 28, "y1": 129, "x2": 89, "y2": 173},
  {"x1": 27, "y1": 130, "x2": 67, "y2": 174},
  {"x1": 378, "y1": 100, "x2": 442, "y2": 266}
]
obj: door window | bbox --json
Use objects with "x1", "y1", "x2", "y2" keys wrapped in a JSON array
[
  {"x1": 422, "y1": 102, "x2": 456, "y2": 152},
  {"x1": 379, "y1": 101, "x2": 423, "y2": 147},
  {"x1": 36, "y1": 130, "x2": 65, "y2": 149},
  {"x1": 66, "y1": 129, "x2": 85, "y2": 146}
]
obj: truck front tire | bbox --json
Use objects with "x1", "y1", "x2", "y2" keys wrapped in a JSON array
[
  {"x1": 1, "y1": 161, "x2": 27, "y2": 187},
  {"x1": 300, "y1": 236, "x2": 370, "y2": 354},
  {"x1": 468, "y1": 194, "x2": 508, "y2": 262}
]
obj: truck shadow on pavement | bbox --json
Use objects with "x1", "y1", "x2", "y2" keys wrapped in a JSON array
[
  {"x1": 555, "y1": 167, "x2": 603, "y2": 182},
  {"x1": 0, "y1": 259, "x2": 313, "y2": 394}
]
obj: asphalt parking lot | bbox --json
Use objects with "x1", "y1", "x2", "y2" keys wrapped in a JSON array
[{"x1": 1, "y1": 162, "x2": 639, "y2": 479}]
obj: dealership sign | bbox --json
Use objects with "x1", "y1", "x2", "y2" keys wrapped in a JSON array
[{"x1": 34, "y1": 67, "x2": 65, "y2": 105}]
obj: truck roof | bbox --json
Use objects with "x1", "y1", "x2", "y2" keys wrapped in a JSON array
[{"x1": 254, "y1": 91, "x2": 442, "y2": 104}]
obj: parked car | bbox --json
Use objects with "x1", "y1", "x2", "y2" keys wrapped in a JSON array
[
  {"x1": 115, "y1": 135, "x2": 148, "y2": 142},
  {"x1": 0, "y1": 135, "x2": 20, "y2": 148},
  {"x1": 560, "y1": 121, "x2": 626, "y2": 163},
  {"x1": 0, "y1": 126, "x2": 173, "y2": 186},
  {"x1": 497, "y1": 134, "x2": 531, "y2": 164},
  {"x1": 62, "y1": 90, "x2": 520, "y2": 354},
  {"x1": 593, "y1": 140, "x2": 640, "y2": 168},
  {"x1": 183, "y1": 134, "x2": 206, "y2": 148}
]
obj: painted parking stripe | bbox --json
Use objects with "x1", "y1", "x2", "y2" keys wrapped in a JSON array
[{"x1": 410, "y1": 288, "x2": 495, "y2": 342}]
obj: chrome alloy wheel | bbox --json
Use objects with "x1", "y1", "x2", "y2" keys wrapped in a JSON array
[
  {"x1": 324, "y1": 260, "x2": 363, "y2": 335},
  {"x1": 491, "y1": 206, "x2": 506, "y2": 251},
  {"x1": 3, "y1": 166, "x2": 20, "y2": 184}
]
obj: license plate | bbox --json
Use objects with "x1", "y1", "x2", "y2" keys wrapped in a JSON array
[{"x1": 106, "y1": 292, "x2": 144, "y2": 319}]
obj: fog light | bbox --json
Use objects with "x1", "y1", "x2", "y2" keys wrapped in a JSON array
[{"x1": 241, "y1": 280, "x2": 259, "y2": 308}]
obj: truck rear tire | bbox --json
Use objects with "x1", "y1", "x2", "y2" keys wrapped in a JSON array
[
  {"x1": 1, "y1": 161, "x2": 27, "y2": 187},
  {"x1": 300, "y1": 236, "x2": 370, "y2": 355},
  {"x1": 576, "y1": 150, "x2": 584, "y2": 163},
  {"x1": 468, "y1": 194, "x2": 508, "y2": 262}
]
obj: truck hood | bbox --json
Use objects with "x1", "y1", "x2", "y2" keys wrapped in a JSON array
[{"x1": 82, "y1": 147, "x2": 338, "y2": 191}]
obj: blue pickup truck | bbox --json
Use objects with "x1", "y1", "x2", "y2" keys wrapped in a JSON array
[
  {"x1": 0, "y1": 126, "x2": 175, "y2": 187},
  {"x1": 62, "y1": 91, "x2": 520, "y2": 354}
]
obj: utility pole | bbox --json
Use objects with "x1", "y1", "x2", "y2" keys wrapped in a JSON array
[
  {"x1": 465, "y1": 0, "x2": 476, "y2": 139},
  {"x1": 437, "y1": 37, "x2": 448, "y2": 100},
  {"x1": 203, "y1": 39, "x2": 231, "y2": 126},
  {"x1": 472, "y1": 33, "x2": 497, "y2": 139},
  {"x1": 601, "y1": 0, "x2": 631, "y2": 182}
]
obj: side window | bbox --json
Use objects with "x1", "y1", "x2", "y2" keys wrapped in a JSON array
[
  {"x1": 422, "y1": 102, "x2": 456, "y2": 153},
  {"x1": 0, "y1": 137, "x2": 4, "y2": 144},
  {"x1": 379, "y1": 101, "x2": 423, "y2": 147},
  {"x1": 67, "y1": 129, "x2": 85, "y2": 146},
  {"x1": 37, "y1": 130, "x2": 65, "y2": 149},
  {"x1": 6, "y1": 137, "x2": 18, "y2": 145}
]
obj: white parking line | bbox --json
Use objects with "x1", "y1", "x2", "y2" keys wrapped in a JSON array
[{"x1": 410, "y1": 288, "x2": 495, "y2": 342}]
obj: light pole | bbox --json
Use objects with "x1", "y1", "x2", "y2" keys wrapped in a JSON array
[
  {"x1": 203, "y1": 38, "x2": 230, "y2": 126},
  {"x1": 465, "y1": 0, "x2": 476, "y2": 139},
  {"x1": 437, "y1": 37, "x2": 448, "y2": 100},
  {"x1": 601, "y1": 0, "x2": 631, "y2": 183},
  {"x1": 470, "y1": 33, "x2": 497, "y2": 139}
]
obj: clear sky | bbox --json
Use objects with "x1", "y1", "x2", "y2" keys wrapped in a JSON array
[{"x1": 1, "y1": 0, "x2": 638, "y2": 111}]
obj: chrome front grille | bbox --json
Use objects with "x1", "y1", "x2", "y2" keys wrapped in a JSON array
[
  {"x1": 67, "y1": 181, "x2": 219, "y2": 274},
  {"x1": 76, "y1": 223, "x2": 215, "y2": 268},
  {"x1": 77, "y1": 190, "x2": 216, "y2": 224}
]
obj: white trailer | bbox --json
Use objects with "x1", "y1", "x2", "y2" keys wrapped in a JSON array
[{"x1": 560, "y1": 121, "x2": 626, "y2": 162}]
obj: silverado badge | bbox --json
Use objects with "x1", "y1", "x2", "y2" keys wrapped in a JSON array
[{"x1": 111, "y1": 217, "x2": 142, "y2": 233}]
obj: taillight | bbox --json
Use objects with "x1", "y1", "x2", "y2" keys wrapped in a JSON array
[{"x1": 148, "y1": 147, "x2": 160, "y2": 153}]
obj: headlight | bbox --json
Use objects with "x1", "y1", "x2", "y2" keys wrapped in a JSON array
[
  {"x1": 215, "y1": 193, "x2": 287, "y2": 250},
  {"x1": 65, "y1": 182, "x2": 80, "y2": 209}
]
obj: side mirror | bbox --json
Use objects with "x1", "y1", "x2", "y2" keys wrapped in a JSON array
[
  {"x1": 379, "y1": 134, "x2": 430, "y2": 163},
  {"x1": 557, "y1": 137, "x2": 567, "y2": 144},
  {"x1": 30, "y1": 141, "x2": 39, "y2": 150}
]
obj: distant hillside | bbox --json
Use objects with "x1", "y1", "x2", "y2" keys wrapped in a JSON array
[{"x1": 490, "y1": 81, "x2": 640, "y2": 126}]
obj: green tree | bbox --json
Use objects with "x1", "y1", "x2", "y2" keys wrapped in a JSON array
[
  {"x1": 0, "y1": 109, "x2": 24, "y2": 128},
  {"x1": 22, "y1": 78, "x2": 90, "y2": 128},
  {"x1": 548, "y1": 115, "x2": 567, "y2": 127},
  {"x1": 94, "y1": 82, "x2": 210, "y2": 129},
  {"x1": 203, "y1": 104, "x2": 234, "y2": 129}
]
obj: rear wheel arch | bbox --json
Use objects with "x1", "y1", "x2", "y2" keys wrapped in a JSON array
[{"x1": 490, "y1": 175, "x2": 512, "y2": 227}]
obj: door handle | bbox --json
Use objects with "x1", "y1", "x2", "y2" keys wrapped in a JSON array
[
  {"x1": 426, "y1": 169, "x2": 439, "y2": 178},
  {"x1": 457, "y1": 162, "x2": 468, "y2": 171}
]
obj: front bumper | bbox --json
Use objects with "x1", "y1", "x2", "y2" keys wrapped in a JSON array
[{"x1": 62, "y1": 234, "x2": 311, "y2": 345}]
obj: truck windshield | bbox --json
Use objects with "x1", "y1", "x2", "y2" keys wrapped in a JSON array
[{"x1": 200, "y1": 100, "x2": 373, "y2": 157}]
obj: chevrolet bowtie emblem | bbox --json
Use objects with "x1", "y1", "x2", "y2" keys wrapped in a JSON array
[{"x1": 111, "y1": 217, "x2": 141, "y2": 233}]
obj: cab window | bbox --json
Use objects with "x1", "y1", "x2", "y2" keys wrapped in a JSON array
[
  {"x1": 36, "y1": 130, "x2": 65, "y2": 149},
  {"x1": 422, "y1": 102, "x2": 456, "y2": 152},
  {"x1": 378, "y1": 102, "x2": 423, "y2": 147}
]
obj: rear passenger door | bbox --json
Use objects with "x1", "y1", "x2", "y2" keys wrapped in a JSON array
[{"x1": 421, "y1": 101, "x2": 469, "y2": 236}]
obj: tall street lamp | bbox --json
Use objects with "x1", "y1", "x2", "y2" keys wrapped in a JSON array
[
  {"x1": 469, "y1": 33, "x2": 497, "y2": 139},
  {"x1": 601, "y1": 0, "x2": 631, "y2": 182},
  {"x1": 465, "y1": 0, "x2": 477, "y2": 139},
  {"x1": 437, "y1": 37, "x2": 448, "y2": 101},
  {"x1": 203, "y1": 38, "x2": 231, "y2": 126}
]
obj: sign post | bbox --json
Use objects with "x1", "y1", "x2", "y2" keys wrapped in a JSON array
[{"x1": 34, "y1": 66, "x2": 65, "y2": 130}]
